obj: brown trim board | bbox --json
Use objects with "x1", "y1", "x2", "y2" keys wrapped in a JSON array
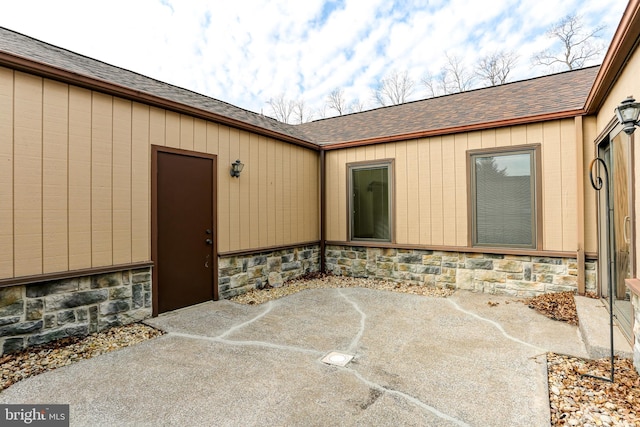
[
  {"x1": 584, "y1": 0, "x2": 640, "y2": 113},
  {"x1": 320, "y1": 150, "x2": 326, "y2": 272},
  {"x1": 151, "y1": 147, "x2": 159, "y2": 315},
  {"x1": 319, "y1": 111, "x2": 586, "y2": 150},
  {"x1": 632, "y1": 132, "x2": 637, "y2": 278},
  {"x1": 575, "y1": 116, "x2": 586, "y2": 294},
  {"x1": 218, "y1": 241, "x2": 321, "y2": 258},
  {"x1": 213, "y1": 152, "x2": 219, "y2": 301},
  {"x1": 0, "y1": 51, "x2": 318, "y2": 151},
  {"x1": 0, "y1": 262, "x2": 154, "y2": 288},
  {"x1": 594, "y1": 116, "x2": 621, "y2": 146},
  {"x1": 326, "y1": 240, "x2": 595, "y2": 260}
]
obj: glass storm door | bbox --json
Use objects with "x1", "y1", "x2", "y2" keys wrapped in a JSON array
[{"x1": 598, "y1": 128, "x2": 634, "y2": 343}]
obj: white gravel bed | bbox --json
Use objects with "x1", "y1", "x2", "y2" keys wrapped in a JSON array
[
  {"x1": 0, "y1": 323, "x2": 163, "y2": 391},
  {"x1": 230, "y1": 274, "x2": 455, "y2": 305}
]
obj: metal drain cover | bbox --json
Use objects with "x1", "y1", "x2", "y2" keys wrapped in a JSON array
[{"x1": 321, "y1": 351, "x2": 354, "y2": 367}]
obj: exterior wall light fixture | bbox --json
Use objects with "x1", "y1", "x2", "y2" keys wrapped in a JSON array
[
  {"x1": 615, "y1": 96, "x2": 640, "y2": 135},
  {"x1": 230, "y1": 159, "x2": 244, "y2": 178}
]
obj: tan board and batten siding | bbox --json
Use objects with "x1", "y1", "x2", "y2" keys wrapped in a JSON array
[
  {"x1": 0, "y1": 68, "x2": 319, "y2": 281},
  {"x1": 595, "y1": 44, "x2": 640, "y2": 274},
  {"x1": 582, "y1": 116, "x2": 598, "y2": 256},
  {"x1": 325, "y1": 118, "x2": 595, "y2": 254}
]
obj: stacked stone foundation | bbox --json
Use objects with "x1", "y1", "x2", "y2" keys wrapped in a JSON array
[
  {"x1": 0, "y1": 267, "x2": 152, "y2": 355},
  {"x1": 325, "y1": 245, "x2": 597, "y2": 297},
  {"x1": 218, "y1": 245, "x2": 320, "y2": 299},
  {"x1": 632, "y1": 291, "x2": 640, "y2": 374}
]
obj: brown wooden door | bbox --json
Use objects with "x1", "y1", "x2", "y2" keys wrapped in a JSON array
[{"x1": 155, "y1": 149, "x2": 216, "y2": 314}]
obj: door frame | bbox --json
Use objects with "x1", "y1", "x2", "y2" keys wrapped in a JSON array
[
  {"x1": 595, "y1": 122, "x2": 635, "y2": 343},
  {"x1": 151, "y1": 145, "x2": 218, "y2": 316}
]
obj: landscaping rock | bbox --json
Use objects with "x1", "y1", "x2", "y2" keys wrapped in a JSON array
[{"x1": 268, "y1": 272, "x2": 283, "y2": 288}]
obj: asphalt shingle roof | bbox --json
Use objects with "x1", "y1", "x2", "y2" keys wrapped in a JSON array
[
  {"x1": 297, "y1": 67, "x2": 599, "y2": 145},
  {"x1": 0, "y1": 27, "x2": 598, "y2": 147}
]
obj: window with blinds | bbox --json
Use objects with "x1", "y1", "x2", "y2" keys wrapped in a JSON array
[
  {"x1": 470, "y1": 148, "x2": 537, "y2": 248},
  {"x1": 349, "y1": 161, "x2": 392, "y2": 242}
]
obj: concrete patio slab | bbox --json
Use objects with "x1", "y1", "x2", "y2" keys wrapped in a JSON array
[
  {"x1": 574, "y1": 295, "x2": 634, "y2": 359},
  {"x1": 0, "y1": 288, "x2": 595, "y2": 426}
]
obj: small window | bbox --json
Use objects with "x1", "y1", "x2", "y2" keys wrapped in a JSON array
[
  {"x1": 349, "y1": 161, "x2": 393, "y2": 242},
  {"x1": 469, "y1": 146, "x2": 539, "y2": 248}
]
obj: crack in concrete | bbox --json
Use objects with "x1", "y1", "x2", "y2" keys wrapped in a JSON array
[
  {"x1": 347, "y1": 368, "x2": 472, "y2": 427},
  {"x1": 164, "y1": 291, "x2": 473, "y2": 425},
  {"x1": 447, "y1": 298, "x2": 544, "y2": 351},
  {"x1": 167, "y1": 300, "x2": 324, "y2": 356},
  {"x1": 338, "y1": 289, "x2": 366, "y2": 353},
  {"x1": 217, "y1": 300, "x2": 274, "y2": 339},
  {"x1": 168, "y1": 331, "x2": 324, "y2": 356},
  {"x1": 336, "y1": 289, "x2": 468, "y2": 425}
]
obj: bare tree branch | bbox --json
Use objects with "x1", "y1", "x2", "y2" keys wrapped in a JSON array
[
  {"x1": 532, "y1": 14, "x2": 605, "y2": 71},
  {"x1": 315, "y1": 104, "x2": 329, "y2": 119},
  {"x1": 423, "y1": 54, "x2": 474, "y2": 97},
  {"x1": 443, "y1": 52, "x2": 474, "y2": 93},
  {"x1": 422, "y1": 67, "x2": 460, "y2": 98},
  {"x1": 326, "y1": 88, "x2": 349, "y2": 115},
  {"x1": 422, "y1": 70, "x2": 451, "y2": 98},
  {"x1": 292, "y1": 99, "x2": 313, "y2": 124},
  {"x1": 372, "y1": 70, "x2": 416, "y2": 106},
  {"x1": 266, "y1": 93, "x2": 295, "y2": 123},
  {"x1": 422, "y1": 72, "x2": 438, "y2": 98},
  {"x1": 349, "y1": 98, "x2": 366, "y2": 113},
  {"x1": 475, "y1": 50, "x2": 519, "y2": 86}
]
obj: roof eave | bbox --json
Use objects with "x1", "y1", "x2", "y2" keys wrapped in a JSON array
[
  {"x1": 0, "y1": 50, "x2": 319, "y2": 151},
  {"x1": 584, "y1": 0, "x2": 640, "y2": 114},
  {"x1": 319, "y1": 109, "x2": 586, "y2": 150}
]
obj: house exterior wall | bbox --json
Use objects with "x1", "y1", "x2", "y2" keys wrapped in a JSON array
[
  {"x1": 596, "y1": 44, "x2": 640, "y2": 280},
  {"x1": 0, "y1": 67, "x2": 320, "y2": 283},
  {"x1": 597, "y1": 46, "x2": 640, "y2": 297},
  {"x1": 325, "y1": 118, "x2": 591, "y2": 254},
  {"x1": 594, "y1": 34, "x2": 640, "y2": 375},
  {"x1": 0, "y1": 67, "x2": 319, "y2": 353},
  {"x1": 595, "y1": 44, "x2": 640, "y2": 135},
  {"x1": 151, "y1": 110, "x2": 320, "y2": 254}
]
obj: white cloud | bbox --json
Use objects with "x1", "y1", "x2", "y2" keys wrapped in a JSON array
[{"x1": 0, "y1": 0, "x2": 628, "y2": 120}]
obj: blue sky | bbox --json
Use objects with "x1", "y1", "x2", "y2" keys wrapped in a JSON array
[{"x1": 1, "y1": 0, "x2": 628, "y2": 121}]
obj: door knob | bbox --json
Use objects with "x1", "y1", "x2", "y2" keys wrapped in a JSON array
[
  {"x1": 205, "y1": 229, "x2": 212, "y2": 234},
  {"x1": 205, "y1": 238, "x2": 213, "y2": 245}
]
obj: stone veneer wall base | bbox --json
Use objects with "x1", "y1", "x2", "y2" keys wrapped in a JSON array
[
  {"x1": 218, "y1": 245, "x2": 320, "y2": 299},
  {"x1": 632, "y1": 291, "x2": 640, "y2": 375},
  {"x1": 0, "y1": 267, "x2": 152, "y2": 355},
  {"x1": 325, "y1": 245, "x2": 597, "y2": 297}
]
